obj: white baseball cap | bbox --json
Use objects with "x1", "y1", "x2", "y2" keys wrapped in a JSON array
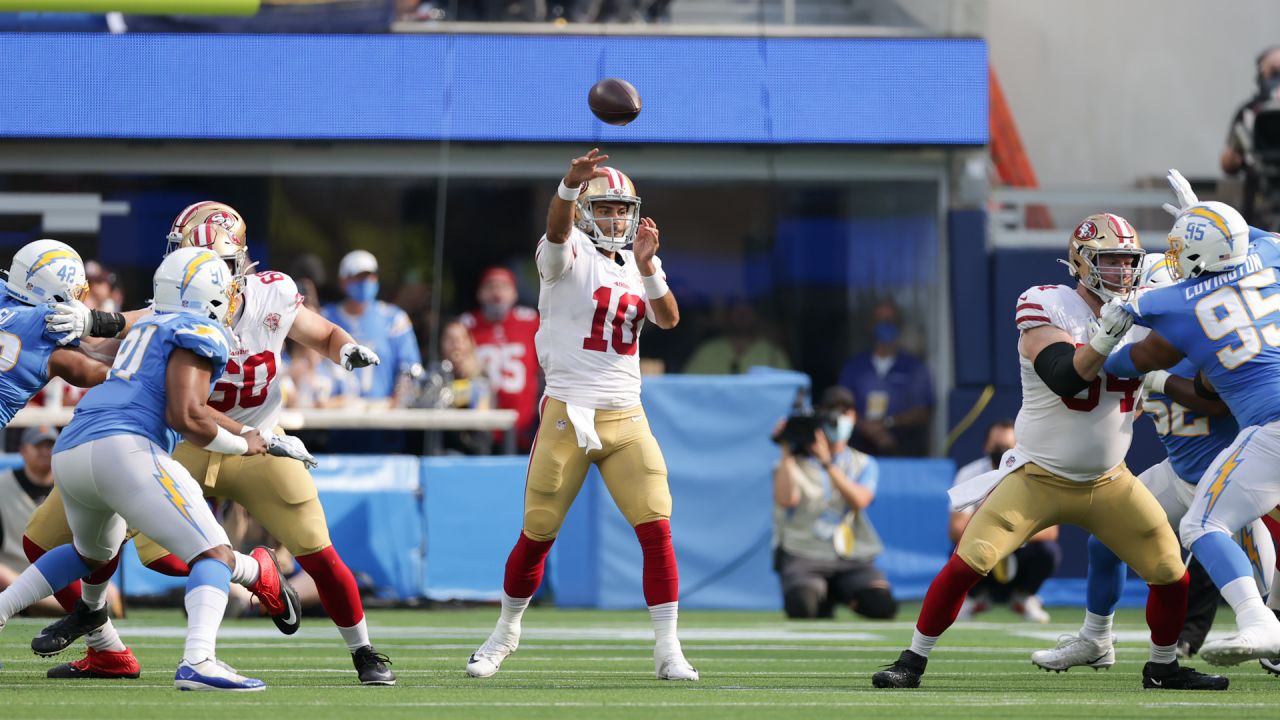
[{"x1": 339, "y1": 249, "x2": 379, "y2": 279}]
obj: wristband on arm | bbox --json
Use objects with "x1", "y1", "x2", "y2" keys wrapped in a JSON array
[
  {"x1": 90, "y1": 310, "x2": 126, "y2": 338},
  {"x1": 202, "y1": 426, "x2": 249, "y2": 455}
]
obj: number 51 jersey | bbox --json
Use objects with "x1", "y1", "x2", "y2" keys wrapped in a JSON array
[
  {"x1": 1014, "y1": 284, "x2": 1147, "y2": 481},
  {"x1": 210, "y1": 270, "x2": 304, "y2": 430},
  {"x1": 534, "y1": 227, "x2": 664, "y2": 410}
]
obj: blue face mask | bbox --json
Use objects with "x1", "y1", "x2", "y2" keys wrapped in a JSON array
[
  {"x1": 823, "y1": 414, "x2": 854, "y2": 444},
  {"x1": 873, "y1": 321, "x2": 899, "y2": 345},
  {"x1": 346, "y1": 278, "x2": 379, "y2": 303}
]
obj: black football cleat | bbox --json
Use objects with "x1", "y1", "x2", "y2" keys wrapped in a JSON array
[
  {"x1": 1142, "y1": 660, "x2": 1228, "y2": 690},
  {"x1": 871, "y1": 649, "x2": 927, "y2": 689},
  {"x1": 31, "y1": 600, "x2": 108, "y2": 657},
  {"x1": 352, "y1": 645, "x2": 396, "y2": 686}
]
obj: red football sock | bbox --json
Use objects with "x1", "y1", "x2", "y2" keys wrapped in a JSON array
[
  {"x1": 23, "y1": 536, "x2": 80, "y2": 613},
  {"x1": 503, "y1": 532, "x2": 554, "y2": 599},
  {"x1": 634, "y1": 520, "x2": 679, "y2": 606},
  {"x1": 916, "y1": 554, "x2": 984, "y2": 637},
  {"x1": 1263, "y1": 514, "x2": 1280, "y2": 568},
  {"x1": 296, "y1": 546, "x2": 364, "y2": 627},
  {"x1": 86, "y1": 553, "x2": 120, "y2": 585},
  {"x1": 1147, "y1": 570, "x2": 1190, "y2": 647},
  {"x1": 145, "y1": 554, "x2": 191, "y2": 577}
]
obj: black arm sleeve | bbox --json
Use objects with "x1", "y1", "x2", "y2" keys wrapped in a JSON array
[
  {"x1": 1032, "y1": 341, "x2": 1092, "y2": 397},
  {"x1": 88, "y1": 310, "x2": 126, "y2": 339}
]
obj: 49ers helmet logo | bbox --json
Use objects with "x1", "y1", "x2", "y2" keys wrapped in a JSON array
[
  {"x1": 205, "y1": 212, "x2": 244, "y2": 245},
  {"x1": 1074, "y1": 221, "x2": 1099, "y2": 240}
]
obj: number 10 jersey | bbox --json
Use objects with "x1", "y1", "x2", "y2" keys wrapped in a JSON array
[
  {"x1": 1014, "y1": 284, "x2": 1147, "y2": 481},
  {"x1": 534, "y1": 228, "x2": 663, "y2": 410}
]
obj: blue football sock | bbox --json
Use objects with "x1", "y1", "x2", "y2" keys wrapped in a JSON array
[
  {"x1": 1085, "y1": 535, "x2": 1126, "y2": 616},
  {"x1": 1191, "y1": 531, "x2": 1255, "y2": 590},
  {"x1": 33, "y1": 544, "x2": 92, "y2": 591}
]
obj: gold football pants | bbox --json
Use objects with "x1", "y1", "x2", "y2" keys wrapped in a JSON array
[
  {"x1": 958, "y1": 462, "x2": 1185, "y2": 585},
  {"x1": 522, "y1": 397, "x2": 671, "y2": 542}
]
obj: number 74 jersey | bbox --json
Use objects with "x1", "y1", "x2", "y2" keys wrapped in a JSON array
[
  {"x1": 1130, "y1": 229, "x2": 1280, "y2": 430},
  {"x1": 534, "y1": 228, "x2": 663, "y2": 410},
  {"x1": 1015, "y1": 284, "x2": 1147, "y2": 481}
]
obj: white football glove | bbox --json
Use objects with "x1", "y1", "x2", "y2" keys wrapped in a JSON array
[
  {"x1": 258, "y1": 428, "x2": 318, "y2": 469},
  {"x1": 1162, "y1": 168, "x2": 1200, "y2": 218},
  {"x1": 1089, "y1": 298, "x2": 1135, "y2": 355},
  {"x1": 1142, "y1": 369, "x2": 1171, "y2": 396},
  {"x1": 44, "y1": 299, "x2": 92, "y2": 346},
  {"x1": 340, "y1": 342, "x2": 380, "y2": 371}
]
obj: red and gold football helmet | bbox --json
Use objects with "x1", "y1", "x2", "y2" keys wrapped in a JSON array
[
  {"x1": 574, "y1": 167, "x2": 641, "y2": 253},
  {"x1": 166, "y1": 201, "x2": 251, "y2": 277},
  {"x1": 1064, "y1": 213, "x2": 1144, "y2": 301}
]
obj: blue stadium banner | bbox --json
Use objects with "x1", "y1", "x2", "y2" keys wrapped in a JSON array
[{"x1": 0, "y1": 33, "x2": 987, "y2": 144}]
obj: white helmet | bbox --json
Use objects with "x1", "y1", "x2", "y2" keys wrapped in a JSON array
[
  {"x1": 1139, "y1": 252, "x2": 1177, "y2": 289},
  {"x1": 152, "y1": 247, "x2": 234, "y2": 325},
  {"x1": 4, "y1": 239, "x2": 88, "y2": 305},
  {"x1": 1166, "y1": 202, "x2": 1249, "y2": 280}
]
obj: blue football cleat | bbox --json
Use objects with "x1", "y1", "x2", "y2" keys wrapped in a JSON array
[{"x1": 174, "y1": 658, "x2": 266, "y2": 692}]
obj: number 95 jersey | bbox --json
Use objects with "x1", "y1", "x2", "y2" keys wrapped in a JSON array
[
  {"x1": 1130, "y1": 230, "x2": 1280, "y2": 429},
  {"x1": 534, "y1": 227, "x2": 663, "y2": 410},
  {"x1": 210, "y1": 270, "x2": 303, "y2": 430},
  {"x1": 1015, "y1": 284, "x2": 1147, "y2": 481}
]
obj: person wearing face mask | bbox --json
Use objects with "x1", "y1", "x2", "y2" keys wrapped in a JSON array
[
  {"x1": 772, "y1": 386, "x2": 896, "y2": 620},
  {"x1": 459, "y1": 267, "x2": 541, "y2": 452},
  {"x1": 321, "y1": 250, "x2": 422, "y2": 407},
  {"x1": 950, "y1": 419, "x2": 1060, "y2": 624},
  {"x1": 838, "y1": 299, "x2": 934, "y2": 457},
  {"x1": 1222, "y1": 46, "x2": 1280, "y2": 226}
]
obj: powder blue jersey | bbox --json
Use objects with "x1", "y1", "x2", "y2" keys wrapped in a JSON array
[
  {"x1": 57, "y1": 312, "x2": 231, "y2": 454},
  {"x1": 1141, "y1": 359, "x2": 1239, "y2": 482},
  {"x1": 1130, "y1": 228, "x2": 1280, "y2": 429},
  {"x1": 0, "y1": 296, "x2": 72, "y2": 426}
]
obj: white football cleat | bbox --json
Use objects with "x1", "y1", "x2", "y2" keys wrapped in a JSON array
[
  {"x1": 655, "y1": 645, "x2": 699, "y2": 681},
  {"x1": 1012, "y1": 594, "x2": 1051, "y2": 624},
  {"x1": 1031, "y1": 633, "x2": 1115, "y2": 672},
  {"x1": 174, "y1": 658, "x2": 265, "y2": 692},
  {"x1": 1200, "y1": 621, "x2": 1280, "y2": 667},
  {"x1": 465, "y1": 623, "x2": 520, "y2": 678}
]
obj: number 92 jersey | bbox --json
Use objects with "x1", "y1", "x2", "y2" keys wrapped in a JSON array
[
  {"x1": 56, "y1": 312, "x2": 231, "y2": 455},
  {"x1": 1015, "y1": 284, "x2": 1147, "y2": 481},
  {"x1": 534, "y1": 227, "x2": 663, "y2": 410},
  {"x1": 210, "y1": 271, "x2": 303, "y2": 430},
  {"x1": 1130, "y1": 229, "x2": 1280, "y2": 429}
]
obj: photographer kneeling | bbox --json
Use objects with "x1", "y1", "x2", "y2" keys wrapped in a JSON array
[{"x1": 773, "y1": 386, "x2": 897, "y2": 620}]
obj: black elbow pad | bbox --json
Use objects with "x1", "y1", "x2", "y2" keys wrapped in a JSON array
[{"x1": 1033, "y1": 342, "x2": 1092, "y2": 397}]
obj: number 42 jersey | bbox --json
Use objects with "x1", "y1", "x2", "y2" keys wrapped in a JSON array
[
  {"x1": 209, "y1": 270, "x2": 304, "y2": 430},
  {"x1": 534, "y1": 227, "x2": 664, "y2": 410},
  {"x1": 1014, "y1": 284, "x2": 1148, "y2": 481}
]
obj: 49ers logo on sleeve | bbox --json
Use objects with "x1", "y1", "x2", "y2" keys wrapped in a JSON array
[{"x1": 1074, "y1": 221, "x2": 1099, "y2": 240}]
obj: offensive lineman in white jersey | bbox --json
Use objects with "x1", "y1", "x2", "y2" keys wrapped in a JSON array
[
  {"x1": 30, "y1": 203, "x2": 397, "y2": 685},
  {"x1": 874, "y1": 214, "x2": 1226, "y2": 691},
  {"x1": 466, "y1": 148, "x2": 697, "y2": 681}
]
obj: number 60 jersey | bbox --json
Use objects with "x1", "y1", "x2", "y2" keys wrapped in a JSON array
[
  {"x1": 208, "y1": 270, "x2": 304, "y2": 430},
  {"x1": 1014, "y1": 284, "x2": 1148, "y2": 481},
  {"x1": 534, "y1": 227, "x2": 664, "y2": 410}
]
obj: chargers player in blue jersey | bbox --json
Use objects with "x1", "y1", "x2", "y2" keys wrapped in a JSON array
[
  {"x1": 0, "y1": 247, "x2": 275, "y2": 691},
  {"x1": 1105, "y1": 191, "x2": 1280, "y2": 667},
  {"x1": 0, "y1": 239, "x2": 111, "y2": 422},
  {"x1": 1033, "y1": 252, "x2": 1274, "y2": 671}
]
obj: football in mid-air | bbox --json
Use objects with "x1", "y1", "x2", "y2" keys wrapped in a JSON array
[{"x1": 588, "y1": 78, "x2": 642, "y2": 126}]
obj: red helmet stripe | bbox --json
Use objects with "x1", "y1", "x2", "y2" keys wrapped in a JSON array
[
  {"x1": 605, "y1": 167, "x2": 622, "y2": 191},
  {"x1": 174, "y1": 201, "x2": 216, "y2": 232}
]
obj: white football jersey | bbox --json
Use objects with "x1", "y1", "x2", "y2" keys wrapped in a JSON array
[
  {"x1": 534, "y1": 228, "x2": 663, "y2": 410},
  {"x1": 1014, "y1": 284, "x2": 1148, "y2": 482},
  {"x1": 209, "y1": 270, "x2": 303, "y2": 429}
]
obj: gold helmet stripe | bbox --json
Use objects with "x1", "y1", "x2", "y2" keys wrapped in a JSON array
[{"x1": 1187, "y1": 205, "x2": 1233, "y2": 241}]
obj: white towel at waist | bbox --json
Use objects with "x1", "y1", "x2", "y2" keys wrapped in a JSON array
[
  {"x1": 947, "y1": 449, "x2": 1031, "y2": 512},
  {"x1": 565, "y1": 402, "x2": 602, "y2": 454}
]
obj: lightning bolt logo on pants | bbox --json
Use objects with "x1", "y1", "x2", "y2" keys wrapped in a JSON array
[
  {"x1": 1200, "y1": 429, "x2": 1257, "y2": 526},
  {"x1": 150, "y1": 447, "x2": 208, "y2": 541}
]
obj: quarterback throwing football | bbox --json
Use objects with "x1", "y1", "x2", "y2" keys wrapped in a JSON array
[{"x1": 466, "y1": 149, "x2": 697, "y2": 681}]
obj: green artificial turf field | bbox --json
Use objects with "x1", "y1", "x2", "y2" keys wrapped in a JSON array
[{"x1": 1, "y1": 604, "x2": 1276, "y2": 719}]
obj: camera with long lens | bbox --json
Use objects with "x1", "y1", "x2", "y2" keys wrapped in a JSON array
[{"x1": 774, "y1": 411, "x2": 839, "y2": 456}]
